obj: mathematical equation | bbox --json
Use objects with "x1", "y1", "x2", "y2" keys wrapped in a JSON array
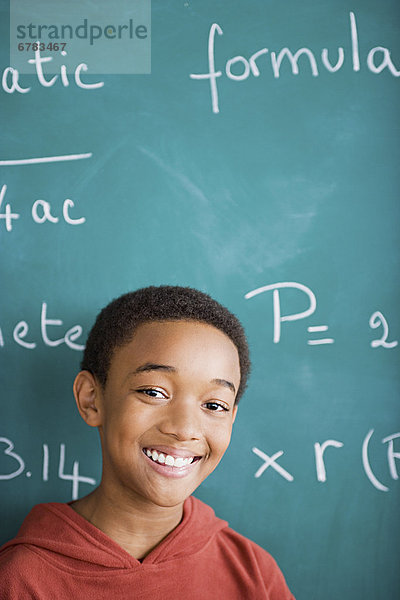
[
  {"x1": 0, "y1": 282, "x2": 397, "y2": 352},
  {"x1": 0, "y1": 437, "x2": 96, "y2": 500},
  {"x1": 245, "y1": 282, "x2": 398, "y2": 349},
  {"x1": 2, "y1": 431, "x2": 398, "y2": 499},
  {"x1": 252, "y1": 429, "x2": 400, "y2": 493},
  {"x1": 0, "y1": 184, "x2": 85, "y2": 232}
]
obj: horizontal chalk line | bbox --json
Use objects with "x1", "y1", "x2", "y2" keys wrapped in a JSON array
[
  {"x1": 0, "y1": 153, "x2": 92, "y2": 166},
  {"x1": 308, "y1": 339, "x2": 335, "y2": 345}
]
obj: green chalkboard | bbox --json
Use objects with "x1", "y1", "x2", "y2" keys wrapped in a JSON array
[{"x1": 1, "y1": 1, "x2": 399, "y2": 598}]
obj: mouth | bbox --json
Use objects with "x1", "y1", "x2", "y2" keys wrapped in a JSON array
[{"x1": 142, "y1": 447, "x2": 202, "y2": 478}]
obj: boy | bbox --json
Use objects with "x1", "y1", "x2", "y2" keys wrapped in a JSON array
[{"x1": 0, "y1": 286, "x2": 295, "y2": 599}]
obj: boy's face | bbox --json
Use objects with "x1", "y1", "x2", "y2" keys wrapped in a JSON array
[{"x1": 93, "y1": 320, "x2": 240, "y2": 509}]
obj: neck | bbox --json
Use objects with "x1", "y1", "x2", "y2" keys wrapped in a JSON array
[{"x1": 70, "y1": 485, "x2": 184, "y2": 560}]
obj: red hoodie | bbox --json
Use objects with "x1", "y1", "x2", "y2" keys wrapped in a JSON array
[{"x1": 0, "y1": 496, "x2": 295, "y2": 599}]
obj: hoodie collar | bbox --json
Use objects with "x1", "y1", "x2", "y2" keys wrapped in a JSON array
[{"x1": 1, "y1": 496, "x2": 228, "y2": 570}]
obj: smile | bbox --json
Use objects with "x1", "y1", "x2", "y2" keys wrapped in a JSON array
[
  {"x1": 143, "y1": 448, "x2": 201, "y2": 468},
  {"x1": 142, "y1": 447, "x2": 203, "y2": 478}
]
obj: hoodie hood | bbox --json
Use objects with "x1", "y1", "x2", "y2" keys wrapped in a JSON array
[{"x1": 0, "y1": 496, "x2": 228, "y2": 571}]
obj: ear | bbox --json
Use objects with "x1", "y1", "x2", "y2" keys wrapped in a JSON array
[
  {"x1": 232, "y1": 404, "x2": 238, "y2": 424},
  {"x1": 73, "y1": 371, "x2": 103, "y2": 427}
]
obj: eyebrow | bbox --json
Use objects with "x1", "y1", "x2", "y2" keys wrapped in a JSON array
[
  {"x1": 134, "y1": 362, "x2": 176, "y2": 374},
  {"x1": 131, "y1": 363, "x2": 236, "y2": 394},
  {"x1": 212, "y1": 378, "x2": 236, "y2": 394}
]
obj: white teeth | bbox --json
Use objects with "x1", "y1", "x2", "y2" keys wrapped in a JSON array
[
  {"x1": 144, "y1": 449, "x2": 197, "y2": 468},
  {"x1": 165, "y1": 455, "x2": 175, "y2": 466}
]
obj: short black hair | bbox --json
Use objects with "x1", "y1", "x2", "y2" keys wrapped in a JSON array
[{"x1": 81, "y1": 285, "x2": 251, "y2": 403}]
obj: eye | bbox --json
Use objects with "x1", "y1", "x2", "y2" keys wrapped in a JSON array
[
  {"x1": 138, "y1": 388, "x2": 167, "y2": 399},
  {"x1": 203, "y1": 401, "x2": 229, "y2": 412}
]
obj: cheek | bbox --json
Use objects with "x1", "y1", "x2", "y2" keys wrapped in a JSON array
[
  {"x1": 103, "y1": 399, "x2": 149, "y2": 436},
  {"x1": 209, "y1": 423, "x2": 234, "y2": 459}
]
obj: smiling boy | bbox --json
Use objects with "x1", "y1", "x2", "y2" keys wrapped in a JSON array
[{"x1": 0, "y1": 286, "x2": 295, "y2": 599}]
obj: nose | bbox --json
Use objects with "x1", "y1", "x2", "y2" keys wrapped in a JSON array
[{"x1": 158, "y1": 397, "x2": 201, "y2": 441}]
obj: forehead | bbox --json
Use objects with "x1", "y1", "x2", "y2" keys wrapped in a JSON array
[{"x1": 108, "y1": 320, "x2": 240, "y2": 382}]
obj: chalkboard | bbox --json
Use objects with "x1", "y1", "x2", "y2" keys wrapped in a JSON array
[{"x1": 1, "y1": 1, "x2": 399, "y2": 598}]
